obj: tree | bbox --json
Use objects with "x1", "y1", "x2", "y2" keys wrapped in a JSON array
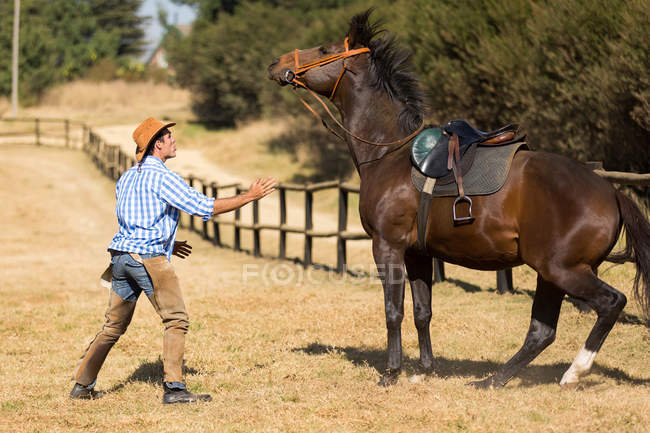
[
  {"x1": 0, "y1": 0, "x2": 147, "y2": 102},
  {"x1": 165, "y1": 1, "x2": 303, "y2": 124},
  {"x1": 405, "y1": 0, "x2": 649, "y2": 175},
  {"x1": 87, "y1": 0, "x2": 148, "y2": 57}
]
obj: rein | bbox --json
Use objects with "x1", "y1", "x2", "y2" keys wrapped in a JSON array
[{"x1": 289, "y1": 37, "x2": 424, "y2": 148}]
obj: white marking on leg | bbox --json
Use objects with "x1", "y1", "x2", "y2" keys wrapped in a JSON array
[{"x1": 560, "y1": 345, "x2": 597, "y2": 385}]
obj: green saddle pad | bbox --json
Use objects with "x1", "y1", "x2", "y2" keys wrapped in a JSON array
[{"x1": 411, "y1": 142, "x2": 527, "y2": 197}]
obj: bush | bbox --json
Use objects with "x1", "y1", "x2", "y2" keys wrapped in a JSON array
[
  {"x1": 166, "y1": 0, "x2": 649, "y2": 180},
  {"x1": 405, "y1": 0, "x2": 649, "y2": 174},
  {"x1": 165, "y1": 2, "x2": 303, "y2": 125}
]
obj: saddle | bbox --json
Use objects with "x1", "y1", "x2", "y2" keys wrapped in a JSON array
[
  {"x1": 410, "y1": 119, "x2": 524, "y2": 248},
  {"x1": 412, "y1": 119, "x2": 518, "y2": 181}
]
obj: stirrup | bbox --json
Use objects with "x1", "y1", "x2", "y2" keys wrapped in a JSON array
[{"x1": 453, "y1": 195, "x2": 474, "y2": 224}]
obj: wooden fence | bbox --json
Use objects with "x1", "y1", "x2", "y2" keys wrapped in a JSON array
[
  {"x1": 4, "y1": 117, "x2": 650, "y2": 292},
  {"x1": 0, "y1": 117, "x2": 87, "y2": 148}
]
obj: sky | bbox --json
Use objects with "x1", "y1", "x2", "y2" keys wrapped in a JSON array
[{"x1": 137, "y1": 0, "x2": 197, "y2": 60}]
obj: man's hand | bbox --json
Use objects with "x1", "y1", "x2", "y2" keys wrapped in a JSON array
[
  {"x1": 211, "y1": 177, "x2": 278, "y2": 216},
  {"x1": 172, "y1": 240, "x2": 192, "y2": 259},
  {"x1": 245, "y1": 177, "x2": 278, "y2": 201}
]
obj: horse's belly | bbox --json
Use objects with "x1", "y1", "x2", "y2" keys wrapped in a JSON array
[
  {"x1": 426, "y1": 185, "x2": 522, "y2": 270},
  {"x1": 429, "y1": 230, "x2": 522, "y2": 270}
]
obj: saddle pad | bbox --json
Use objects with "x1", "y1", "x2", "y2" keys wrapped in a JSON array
[{"x1": 411, "y1": 142, "x2": 527, "y2": 197}]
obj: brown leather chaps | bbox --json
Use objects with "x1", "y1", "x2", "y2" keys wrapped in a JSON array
[{"x1": 73, "y1": 256, "x2": 189, "y2": 385}]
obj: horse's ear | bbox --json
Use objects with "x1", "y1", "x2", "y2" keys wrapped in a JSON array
[{"x1": 348, "y1": 9, "x2": 376, "y2": 48}]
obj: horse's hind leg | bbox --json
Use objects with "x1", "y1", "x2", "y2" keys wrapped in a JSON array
[
  {"x1": 471, "y1": 275, "x2": 564, "y2": 388},
  {"x1": 557, "y1": 269, "x2": 627, "y2": 386},
  {"x1": 405, "y1": 251, "x2": 434, "y2": 373}
]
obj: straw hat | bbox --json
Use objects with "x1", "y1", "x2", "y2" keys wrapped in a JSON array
[{"x1": 133, "y1": 117, "x2": 176, "y2": 162}]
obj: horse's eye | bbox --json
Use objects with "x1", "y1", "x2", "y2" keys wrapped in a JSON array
[{"x1": 319, "y1": 46, "x2": 328, "y2": 55}]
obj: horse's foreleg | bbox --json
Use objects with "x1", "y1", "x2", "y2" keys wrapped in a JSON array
[
  {"x1": 373, "y1": 238, "x2": 406, "y2": 386},
  {"x1": 405, "y1": 251, "x2": 434, "y2": 373},
  {"x1": 471, "y1": 275, "x2": 564, "y2": 388}
]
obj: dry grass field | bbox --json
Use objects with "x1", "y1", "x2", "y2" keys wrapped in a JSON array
[
  {"x1": 2, "y1": 81, "x2": 648, "y2": 432},
  {"x1": 21, "y1": 80, "x2": 192, "y2": 126},
  {"x1": 1, "y1": 141, "x2": 648, "y2": 432}
]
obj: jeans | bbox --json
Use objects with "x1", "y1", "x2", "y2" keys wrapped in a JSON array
[{"x1": 110, "y1": 252, "x2": 161, "y2": 301}]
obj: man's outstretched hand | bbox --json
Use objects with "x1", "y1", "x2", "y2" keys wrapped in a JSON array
[
  {"x1": 172, "y1": 240, "x2": 192, "y2": 259},
  {"x1": 246, "y1": 177, "x2": 277, "y2": 201},
  {"x1": 211, "y1": 177, "x2": 278, "y2": 216}
]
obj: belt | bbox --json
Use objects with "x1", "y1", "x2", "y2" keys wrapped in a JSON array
[{"x1": 109, "y1": 249, "x2": 162, "y2": 260}]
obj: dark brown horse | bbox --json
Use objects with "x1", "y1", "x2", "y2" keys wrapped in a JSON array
[{"x1": 267, "y1": 11, "x2": 650, "y2": 388}]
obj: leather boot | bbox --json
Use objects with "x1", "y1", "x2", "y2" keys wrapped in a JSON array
[
  {"x1": 69, "y1": 383, "x2": 105, "y2": 400},
  {"x1": 162, "y1": 383, "x2": 211, "y2": 404}
]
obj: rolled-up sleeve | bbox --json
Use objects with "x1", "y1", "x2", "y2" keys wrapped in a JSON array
[{"x1": 158, "y1": 172, "x2": 215, "y2": 220}]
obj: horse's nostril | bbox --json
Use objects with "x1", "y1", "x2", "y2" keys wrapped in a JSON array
[{"x1": 269, "y1": 58, "x2": 280, "y2": 67}]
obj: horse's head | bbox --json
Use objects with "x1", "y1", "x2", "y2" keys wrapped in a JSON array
[
  {"x1": 267, "y1": 10, "x2": 377, "y2": 99},
  {"x1": 268, "y1": 10, "x2": 426, "y2": 136}
]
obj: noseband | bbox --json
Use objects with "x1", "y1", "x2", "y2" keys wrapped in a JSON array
[{"x1": 287, "y1": 37, "x2": 424, "y2": 148}]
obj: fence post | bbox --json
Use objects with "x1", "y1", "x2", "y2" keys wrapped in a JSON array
[
  {"x1": 82, "y1": 124, "x2": 88, "y2": 150},
  {"x1": 108, "y1": 146, "x2": 115, "y2": 180},
  {"x1": 253, "y1": 198, "x2": 261, "y2": 257},
  {"x1": 188, "y1": 176, "x2": 195, "y2": 232},
  {"x1": 211, "y1": 183, "x2": 221, "y2": 246},
  {"x1": 234, "y1": 186, "x2": 241, "y2": 251},
  {"x1": 202, "y1": 182, "x2": 209, "y2": 239},
  {"x1": 337, "y1": 186, "x2": 348, "y2": 273},
  {"x1": 118, "y1": 150, "x2": 125, "y2": 176},
  {"x1": 65, "y1": 119, "x2": 70, "y2": 148},
  {"x1": 433, "y1": 258, "x2": 446, "y2": 282},
  {"x1": 89, "y1": 130, "x2": 95, "y2": 157},
  {"x1": 35, "y1": 118, "x2": 40, "y2": 146},
  {"x1": 279, "y1": 187, "x2": 287, "y2": 259},
  {"x1": 98, "y1": 138, "x2": 105, "y2": 173},
  {"x1": 113, "y1": 146, "x2": 120, "y2": 180},
  {"x1": 497, "y1": 268, "x2": 514, "y2": 294},
  {"x1": 304, "y1": 188, "x2": 313, "y2": 268}
]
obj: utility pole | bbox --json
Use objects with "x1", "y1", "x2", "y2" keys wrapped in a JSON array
[{"x1": 11, "y1": 0, "x2": 20, "y2": 117}]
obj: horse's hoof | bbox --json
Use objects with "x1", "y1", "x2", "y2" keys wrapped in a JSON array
[
  {"x1": 418, "y1": 362, "x2": 435, "y2": 376},
  {"x1": 560, "y1": 381, "x2": 580, "y2": 391},
  {"x1": 468, "y1": 376, "x2": 500, "y2": 389},
  {"x1": 378, "y1": 369, "x2": 401, "y2": 387}
]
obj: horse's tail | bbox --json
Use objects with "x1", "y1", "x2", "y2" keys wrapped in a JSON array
[{"x1": 608, "y1": 190, "x2": 650, "y2": 322}]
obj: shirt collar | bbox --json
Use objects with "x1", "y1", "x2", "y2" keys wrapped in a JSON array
[{"x1": 141, "y1": 155, "x2": 166, "y2": 167}]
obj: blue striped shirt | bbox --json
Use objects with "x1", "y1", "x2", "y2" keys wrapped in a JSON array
[{"x1": 108, "y1": 156, "x2": 215, "y2": 259}]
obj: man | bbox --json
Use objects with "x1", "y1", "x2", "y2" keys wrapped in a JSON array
[{"x1": 70, "y1": 117, "x2": 276, "y2": 404}]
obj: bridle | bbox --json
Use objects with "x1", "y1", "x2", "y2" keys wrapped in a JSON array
[
  {"x1": 286, "y1": 37, "x2": 424, "y2": 148},
  {"x1": 287, "y1": 36, "x2": 369, "y2": 100}
]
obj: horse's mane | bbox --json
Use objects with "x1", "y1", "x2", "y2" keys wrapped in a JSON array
[{"x1": 348, "y1": 9, "x2": 427, "y2": 132}]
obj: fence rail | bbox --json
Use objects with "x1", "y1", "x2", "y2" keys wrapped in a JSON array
[
  {"x1": 3, "y1": 117, "x2": 649, "y2": 291},
  {"x1": 0, "y1": 117, "x2": 87, "y2": 148}
]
